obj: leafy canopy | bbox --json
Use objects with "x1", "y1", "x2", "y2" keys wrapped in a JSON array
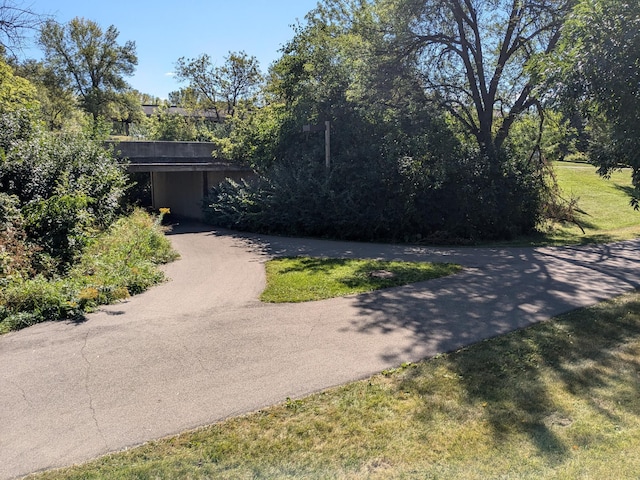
[
  {"x1": 38, "y1": 17, "x2": 138, "y2": 121},
  {"x1": 382, "y1": 0, "x2": 574, "y2": 161},
  {"x1": 548, "y1": 0, "x2": 640, "y2": 206}
]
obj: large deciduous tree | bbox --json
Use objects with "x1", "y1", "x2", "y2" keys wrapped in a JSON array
[
  {"x1": 217, "y1": 51, "x2": 262, "y2": 117},
  {"x1": 174, "y1": 51, "x2": 262, "y2": 120},
  {"x1": 204, "y1": 1, "x2": 547, "y2": 241},
  {"x1": 549, "y1": 0, "x2": 640, "y2": 207},
  {"x1": 385, "y1": 0, "x2": 574, "y2": 163},
  {"x1": 38, "y1": 17, "x2": 137, "y2": 122}
]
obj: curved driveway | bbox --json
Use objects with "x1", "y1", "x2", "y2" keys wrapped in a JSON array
[{"x1": 1, "y1": 224, "x2": 640, "y2": 479}]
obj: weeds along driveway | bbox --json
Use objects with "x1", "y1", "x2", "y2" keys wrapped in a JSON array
[{"x1": 1, "y1": 223, "x2": 640, "y2": 480}]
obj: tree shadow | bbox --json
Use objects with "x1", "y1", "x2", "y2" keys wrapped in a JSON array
[
  {"x1": 162, "y1": 225, "x2": 640, "y2": 462},
  {"x1": 166, "y1": 226, "x2": 640, "y2": 462},
  {"x1": 343, "y1": 240, "x2": 640, "y2": 462},
  {"x1": 614, "y1": 183, "x2": 638, "y2": 202},
  {"x1": 394, "y1": 296, "x2": 640, "y2": 463}
]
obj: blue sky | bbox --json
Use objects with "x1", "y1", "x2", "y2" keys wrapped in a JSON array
[{"x1": 21, "y1": 0, "x2": 320, "y2": 98}]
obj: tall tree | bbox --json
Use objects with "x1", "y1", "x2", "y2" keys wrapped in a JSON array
[
  {"x1": 38, "y1": 17, "x2": 137, "y2": 121},
  {"x1": 205, "y1": 0, "x2": 550, "y2": 241},
  {"x1": 174, "y1": 54, "x2": 221, "y2": 120},
  {"x1": 217, "y1": 51, "x2": 262, "y2": 117},
  {"x1": 174, "y1": 51, "x2": 262, "y2": 120},
  {"x1": 384, "y1": 0, "x2": 574, "y2": 162},
  {"x1": 14, "y1": 59, "x2": 78, "y2": 130},
  {"x1": 549, "y1": 0, "x2": 640, "y2": 206}
]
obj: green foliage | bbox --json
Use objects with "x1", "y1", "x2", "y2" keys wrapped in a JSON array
[
  {"x1": 0, "y1": 209, "x2": 178, "y2": 334},
  {"x1": 0, "y1": 114, "x2": 128, "y2": 224},
  {"x1": 173, "y1": 50, "x2": 263, "y2": 120},
  {"x1": 505, "y1": 110, "x2": 579, "y2": 164},
  {"x1": 383, "y1": 0, "x2": 573, "y2": 159},
  {"x1": 217, "y1": 51, "x2": 263, "y2": 117},
  {"x1": 0, "y1": 275, "x2": 81, "y2": 331},
  {"x1": 0, "y1": 192, "x2": 36, "y2": 281},
  {"x1": 0, "y1": 109, "x2": 129, "y2": 272},
  {"x1": 147, "y1": 104, "x2": 199, "y2": 141},
  {"x1": 22, "y1": 190, "x2": 93, "y2": 269},
  {"x1": 38, "y1": 17, "x2": 138, "y2": 120},
  {"x1": 212, "y1": 102, "x2": 288, "y2": 168},
  {"x1": 0, "y1": 57, "x2": 39, "y2": 114},
  {"x1": 70, "y1": 209, "x2": 178, "y2": 298},
  {"x1": 206, "y1": 146, "x2": 544, "y2": 242},
  {"x1": 12, "y1": 59, "x2": 80, "y2": 131},
  {"x1": 547, "y1": 0, "x2": 640, "y2": 206},
  {"x1": 203, "y1": 1, "x2": 548, "y2": 242}
]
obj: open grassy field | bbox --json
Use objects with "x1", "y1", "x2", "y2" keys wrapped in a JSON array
[{"x1": 537, "y1": 162, "x2": 640, "y2": 245}]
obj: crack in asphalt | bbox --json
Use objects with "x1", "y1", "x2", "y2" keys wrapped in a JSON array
[
  {"x1": 79, "y1": 331, "x2": 108, "y2": 450},
  {"x1": 8, "y1": 379, "x2": 31, "y2": 408}
]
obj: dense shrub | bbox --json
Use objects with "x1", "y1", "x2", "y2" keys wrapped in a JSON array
[
  {"x1": 0, "y1": 275, "x2": 81, "y2": 330},
  {"x1": 202, "y1": 2, "x2": 548, "y2": 243},
  {"x1": 22, "y1": 191, "x2": 93, "y2": 269},
  {"x1": 0, "y1": 209, "x2": 178, "y2": 333},
  {"x1": 0, "y1": 110, "x2": 129, "y2": 271},
  {"x1": 0, "y1": 64, "x2": 178, "y2": 334},
  {"x1": 204, "y1": 146, "x2": 545, "y2": 243},
  {"x1": 0, "y1": 193, "x2": 37, "y2": 281},
  {"x1": 0, "y1": 125, "x2": 128, "y2": 226}
]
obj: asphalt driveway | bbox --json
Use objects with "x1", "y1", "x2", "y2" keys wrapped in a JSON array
[{"x1": 1, "y1": 223, "x2": 639, "y2": 479}]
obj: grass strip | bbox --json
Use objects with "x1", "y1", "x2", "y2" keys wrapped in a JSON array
[
  {"x1": 260, "y1": 257, "x2": 462, "y2": 302},
  {"x1": 31, "y1": 290, "x2": 640, "y2": 479}
]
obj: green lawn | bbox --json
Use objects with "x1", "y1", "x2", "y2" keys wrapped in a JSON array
[
  {"x1": 261, "y1": 257, "x2": 461, "y2": 303},
  {"x1": 538, "y1": 162, "x2": 640, "y2": 244},
  {"x1": 32, "y1": 290, "x2": 640, "y2": 479}
]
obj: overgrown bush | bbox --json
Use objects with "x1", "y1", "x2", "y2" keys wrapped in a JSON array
[
  {"x1": 0, "y1": 192, "x2": 37, "y2": 281},
  {"x1": 204, "y1": 145, "x2": 546, "y2": 243},
  {"x1": 202, "y1": 2, "x2": 549, "y2": 243},
  {"x1": 0, "y1": 110, "x2": 129, "y2": 272},
  {"x1": 0, "y1": 275, "x2": 81, "y2": 330},
  {"x1": 22, "y1": 191, "x2": 94, "y2": 269},
  {"x1": 0, "y1": 209, "x2": 178, "y2": 334},
  {"x1": 0, "y1": 65, "x2": 178, "y2": 334},
  {"x1": 72, "y1": 208, "x2": 179, "y2": 297}
]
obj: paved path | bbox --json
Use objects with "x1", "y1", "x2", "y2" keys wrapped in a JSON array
[{"x1": 1, "y1": 224, "x2": 639, "y2": 479}]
